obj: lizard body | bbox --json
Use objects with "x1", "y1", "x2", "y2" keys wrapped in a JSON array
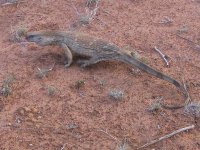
[
  {"x1": 25, "y1": 30, "x2": 181, "y2": 88},
  {"x1": 25, "y1": 30, "x2": 184, "y2": 88},
  {"x1": 23, "y1": 30, "x2": 188, "y2": 109}
]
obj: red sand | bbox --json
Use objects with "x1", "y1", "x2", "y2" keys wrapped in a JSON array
[{"x1": 0, "y1": 0, "x2": 199, "y2": 149}]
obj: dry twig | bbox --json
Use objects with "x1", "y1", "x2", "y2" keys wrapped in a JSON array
[
  {"x1": 36, "y1": 63, "x2": 55, "y2": 78},
  {"x1": 182, "y1": 78, "x2": 191, "y2": 105},
  {"x1": 137, "y1": 125, "x2": 195, "y2": 149},
  {"x1": 176, "y1": 34, "x2": 196, "y2": 44},
  {"x1": 60, "y1": 143, "x2": 67, "y2": 150},
  {"x1": 154, "y1": 46, "x2": 170, "y2": 67},
  {"x1": 1, "y1": 0, "x2": 17, "y2": 6},
  {"x1": 97, "y1": 129, "x2": 120, "y2": 143},
  {"x1": 176, "y1": 34, "x2": 200, "y2": 50},
  {"x1": 70, "y1": 0, "x2": 100, "y2": 27},
  {"x1": 97, "y1": 129, "x2": 130, "y2": 150}
]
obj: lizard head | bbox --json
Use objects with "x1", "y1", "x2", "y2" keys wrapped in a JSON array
[{"x1": 25, "y1": 31, "x2": 57, "y2": 46}]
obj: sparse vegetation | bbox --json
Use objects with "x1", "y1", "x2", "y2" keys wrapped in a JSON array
[
  {"x1": 1, "y1": 74, "x2": 15, "y2": 97},
  {"x1": 184, "y1": 102, "x2": 200, "y2": 118},
  {"x1": 176, "y1": 25, "x2": 188, "y2": 34},
  {"x1": 9, "y1": 27, "x2": 27, "y2": 43},
  {"x1": 147, "y1": 101, "x2": 162, "y2": 112},
  {"x1": 130, "y1": 68, "x2": 141, "y2": 76},
  {"x1": 108, "y1": 89, "x2": 124, "y2": 100},
  {"x1": 75, "y1": 80, "x2": 85, "y2": 89},
  {"x1": 36, "y1": 64, "x2": 55, "y2": 79},
  {"x1": 78, "y1": 6, "x2": 99, "y2": 25},
  {"x1": 159, "y1": 16, "x2": 173, "y2": 24},
  {"x1": 1, "y1": 84, "x2": 11, "y2": 97},
  {"x1": 16, "y1": 28, "x2": 27, "y2": 37},
  {"x1": 116, "y1": 140, "x2": 128, "y2": 150},
  {"x1": 130, "y1": 50, "x2": 148, "y2": 64},
  {"x1": 86, "y1": 0, "x2": 99, "y2": 7},
  {"x1": 71, "y1": 0, "x2": 100, "y2": 27},
  {"x1": 36, "y1": 68, "x2": 50, "y2": 78},
  {"x1": 139, "y1": 57, "x2": 148, "y2": 64},
  {"x1": 130, "y1": 51, "x2": 140, "y2": 59},
  {"x1": 66, "y1": 122, "x2": 78, "y2": 130},
  {"x1": 98, "y1": 79, "x2": 106, "y2": 87},
  {"x1": 45, "y1": 85, "x2": 57, "y2": 96}
]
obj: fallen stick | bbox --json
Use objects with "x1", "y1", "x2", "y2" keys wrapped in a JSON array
[
  {"x1": 176, "y1": 34, "x2": 200, "y2": 50},
  {"x1": 1, "y1": 0, "x2": 18, "y2": 6},
  {"x1": 176, "y1": 34, "x2": 195, "y2": 44},
  {"x1": 36, "y1": 63, "x2": 55, "y2": 78},
  {"x1": 182, "y1": 78, "x2": 191, "y2": 105},
  {"x1": 154, "y1": 46, "x2": 170, "y2": 67},
  {"x1": 96, "y1": 129, "x2": 120, "y2": 143},
  {"x1": 137, "y1": 124, "x2": 195, "y2": 150}
]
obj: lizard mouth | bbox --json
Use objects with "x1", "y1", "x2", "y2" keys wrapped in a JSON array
[
  {"x1": 25, "y1": 34, "x2": 56, "y2": 46},
  {"x1": 25, "y1": 34, "x2": 47, "y2": 46}
]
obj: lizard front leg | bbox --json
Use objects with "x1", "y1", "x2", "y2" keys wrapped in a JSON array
[{"x1": 59, "y1": 43, "x2": 73, "y2": 67}]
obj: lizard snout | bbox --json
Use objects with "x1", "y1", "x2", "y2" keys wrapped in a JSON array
[
  {"x1": 25, "y1": 35, "x2": 41, "y2": 42},
  {"x1": 25, "y1": 34, "x2": 47, "y2": 46}
]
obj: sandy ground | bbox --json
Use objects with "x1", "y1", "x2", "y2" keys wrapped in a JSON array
[{"x1": 0, "y1": 0, "x2": 200, "y2": 149}]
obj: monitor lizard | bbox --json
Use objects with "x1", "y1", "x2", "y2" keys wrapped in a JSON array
[{"x1": 21, "y1": 30, "x2": 188, "y2": 109}]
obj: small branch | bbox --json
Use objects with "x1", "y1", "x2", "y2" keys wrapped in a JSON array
[
  {"x1": 1, "y1": 0, "x2": 18, "y2": 6},
  {"x1": 69, "y1": 0, "x2": 100, "y2": 28},
  {"x1": 96, "y1": 129, "x2": 120, "y2": 144},
  {"x1": 176, "y1": 34, "x2": 194, "y2": 44},
  {"x1": 70, "y1": 0, "x2": 80, "y2": 15},
  {"x1": 36, "y1": 63, "x2": 55, "y2": 78},
  {"x1": 60, "y1": 143, "x2": 67, "y2": 150},
  {"x1": 154, "y1": 46, "x2": 170, "y2": 67},
  {"x1": 60, "y1": 142, "x2": 74, "y2": 150},
  {"x1": 182, "y1": 78, "x2": 191, "y2": 105},
  {"x1": 176, "y1": 34, "x2": 200, "y2": 50},
  {"x1": 86, "y1": 0, "x2": 100, "y2": 22},
  {"x1": 137, "y1": 125, "x2": 195, "y2": 150}
]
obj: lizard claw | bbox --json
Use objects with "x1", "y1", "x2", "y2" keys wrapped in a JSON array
[
  {"x1": 80, "y1": 63, "x2": 87, "y2": 68},
  {"x1": 81, "y1": 64, "x2": 87, "y2": 68},
  {"x1": 77, "y1": 60, "x2": 87, "y2": 68},
  {"x1": 64, "y1": 60, "x2": 71, "y2": 68},
  {"x1": 64, "y1": 64, "x2": 70, "y2": 68}
]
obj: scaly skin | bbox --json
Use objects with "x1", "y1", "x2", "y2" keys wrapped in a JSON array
[{"x1": 24, "y1": 30, "x2": 187, "y2": 109}]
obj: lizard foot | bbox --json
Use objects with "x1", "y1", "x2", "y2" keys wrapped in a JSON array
[
  {"x1": 77, "y1": 60, "x2": 90, "y2": 68},
  {"x1": 64, "y1": 63, "x2": 70, "y2": 68},
  {"x1": 64, "y1": 60, "x2": 71, "y2": 68}
]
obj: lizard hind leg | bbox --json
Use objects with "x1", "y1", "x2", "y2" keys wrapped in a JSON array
[
  {"x1": 59, "y1": 43, "x2": 73, "y2": 68},
  {"x1": 77, "y1": 56, "x2": 102, "y2": 68},
  {"x1": 77, "y1": 59, "x2": 96, "y2": 68},
  {"x1": 77, "y1": 56, "x2": 114, "y2": 68}
]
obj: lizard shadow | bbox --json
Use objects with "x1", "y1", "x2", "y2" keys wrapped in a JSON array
[
  {"x1": 75, "y1": 58, "x2": 121, "y2": 70},
  {"x1": 36, "y1": 52, "x2": 67, "y2": 66},
  {"x1": 37, "y1": 52, "x2": 129, "y2": 70}
]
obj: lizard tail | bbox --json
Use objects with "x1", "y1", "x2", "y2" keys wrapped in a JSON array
[
  {"x1": 116, "y1": 53, "x2": 181, "y2": 88},
  {"x1": 113, "y1": 53, "x2": 189, "y2": 110}
]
